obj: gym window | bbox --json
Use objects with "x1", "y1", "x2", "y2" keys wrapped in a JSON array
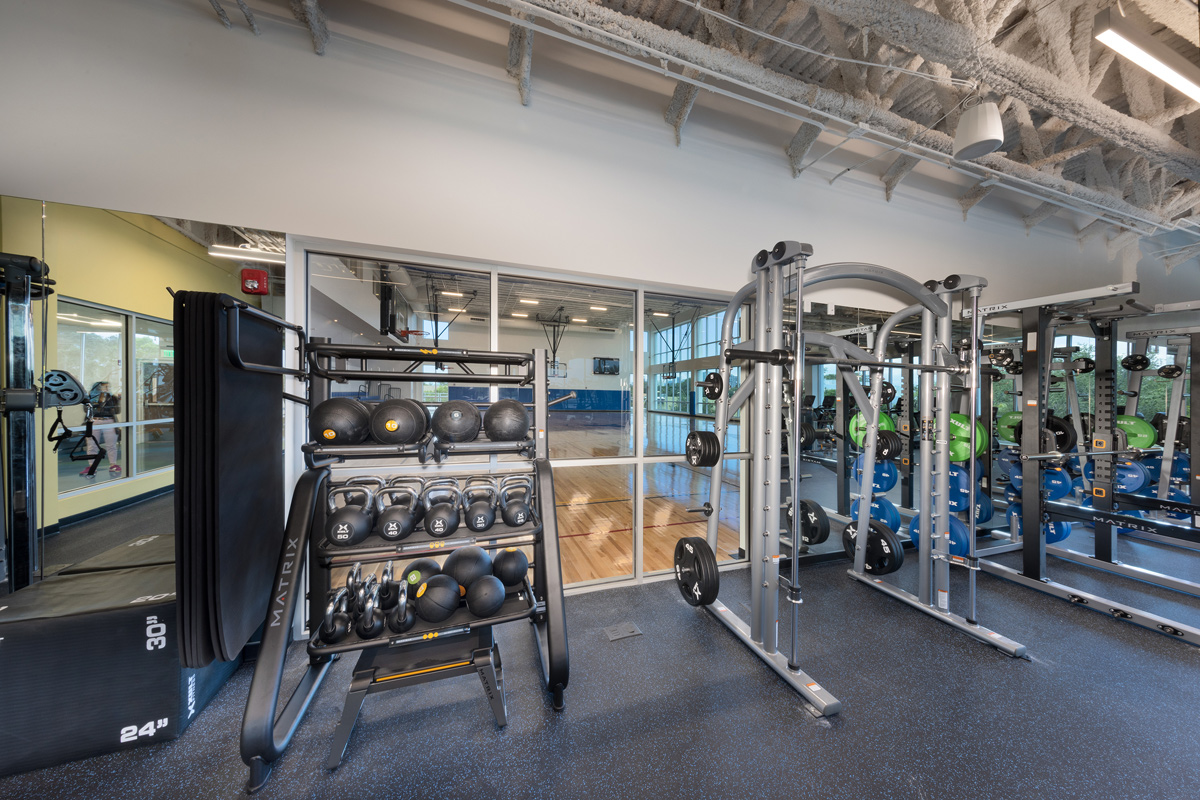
[{"x1": 55, "y1": 300, "x2": 175, "y2": 494}]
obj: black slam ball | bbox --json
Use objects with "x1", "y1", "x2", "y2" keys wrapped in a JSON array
[
  {"x1": 430, "y1": 400, "x2": 482, "y2": 443},
  {"x1": 492, "y1": 547, "x2": 529, "y2": 587},
  {"x1": 415, "y1": 573, "x2": 462, "y2": 623},
  {"x1": 369, "y1": 398, "x2": 429, "y2": 445},
  {"x1": 483, "y1": 398, "x2": 530, "y2": 442},
  {"x1": 442, "y1": 546, "x2": 493, "y2": 590},
  {"x1": 466, "y1": 575, "x2": 506, "y2": 618},
  {"x1": 309, "y1": 397, "x2": 371, "y2": 445},
  {"x1": 401, "y1": 557, "x2": 441, "y2": 592}
]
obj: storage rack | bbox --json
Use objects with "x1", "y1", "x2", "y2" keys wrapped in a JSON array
[
  {"x1": 239, "y1": 341, "x2": 569, "y2": 793},
  {"x1": 971, "y1": 287, "x2": 1200, "y2": 645}
]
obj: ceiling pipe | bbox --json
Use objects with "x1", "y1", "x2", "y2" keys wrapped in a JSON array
[{"x1": 450, "y1": 0, "x2": 1192, "y2": 236}]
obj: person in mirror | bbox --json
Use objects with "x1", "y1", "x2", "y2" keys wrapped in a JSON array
[{"x1": 83, "y1": 380, "x2": 122, "y2": 476}]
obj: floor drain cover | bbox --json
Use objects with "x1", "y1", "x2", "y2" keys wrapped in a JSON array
[{"x1": 603, "y1": 622, "x2": 642, "y2": 641}]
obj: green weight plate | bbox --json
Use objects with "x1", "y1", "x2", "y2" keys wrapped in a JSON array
[
  {"x1": 998, "y1": 411, "x2": 1023, "y2": 429},
  {"x1": 848, "y1": 412, "x2": 896, "y2": 447},
  {"x1": 1115, "y1": 415, "x2": 1157, "y2": 449},
  {"x1": 947, "y1": 413, "x2": 989, "y2": 459},
  {"x1": 996, "y1": 425, "x2": 1017, "y2": 444}
]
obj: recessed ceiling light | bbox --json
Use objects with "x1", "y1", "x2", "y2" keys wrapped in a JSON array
[
  {"x1": 652, "y1": 312, "x2": 670, "y2": 317},
  {"x1": 572, "y1": 318, "x2": 587, "y2": 323},
  {"x1": 440, "y1": 291, "x2": 463, "y2": 297},
  {"x1": 511, "y1": 312, "x2": 528, "y2": 318},
  {"x1": 519, "y1": 299, "x2": 539, "y2": 305},
  {"x1": 590, "y1": 306, "x2": 607, "y2": 311}
]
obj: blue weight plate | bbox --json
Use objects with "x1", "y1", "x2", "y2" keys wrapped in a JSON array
[
  {"x1": 946, "y1": 465, "x2": 971, "y2": 510},
  {"x1": 1010, "y1": 469, "x2": 1024, "y2": 492},
  {"x1": 1140, "y1": 456, "x2": 1162, "y2": 483},
  {"x1": 1172, "y1": 453, "x2": 1191, "y2": 481},
  {"x1": 1071, "y1": 476, "x2": 1086, "y2": 497},
  {"x1": 995, "y1": 449, "x2": 1020, "y2": 479},
  {"x1": 1166, "y1": 489, "x2": 1191, "y2": 520},
  {"x1": 1045, "y1": 521, "x2": 1072, "y2": 544},
  {"x1": 1043, "y1": 467, "x2": 1072, "y2": 501},
  {"x1": 852, "y1": 454, "x2": 900, "y2": 493},
  {"x1": 946, "y1": 515, "x2": 970, "y2": 557},
  {"x1": 974, "y1": 492, "x2": 994, "y2": 524},
  {"x1": 1122, "y1": 461, "x2": 1150, "y2": 493},
  {"x1": 908, "y1": 512, "x2": 922, "y2": 547},
  {"x1": 1004, "y1": 484, "x2": 1021, "y2": 503},
  {"x1": 1082, "y1": 461, "x2": 1094, "y2": 481},
  {"x1": 850, "y1": 496, "x2": 903, "y2": 532}
]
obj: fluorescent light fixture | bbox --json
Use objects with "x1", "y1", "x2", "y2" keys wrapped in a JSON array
[
  {"x1": 447, "y1": 307, "x2": 466, "y2": 312},
  {"x1": 652, "y1": 312, "x2": 670, "y2": 317},
  {"x1": 511, "y1": 312, "x2": 529, "y2": 318},
  {"x1": 440, "y1": 291, "x2": 464, "y2": 297},
  {"x1": 590, "y1": 306, "x2": 607, "y2": 311},
  {"x1": 572, "y1": 318, "x2": 587, "y2": 323},
  {"x1": 1095, "y1": 8, "x2": 1200, "y2": 103},
  {"x1": 519, "y1": 298, "x2": 539, "y2": 305},
  {"x1": 207, "y1": 244, "x2": 285, "y2": 265}
]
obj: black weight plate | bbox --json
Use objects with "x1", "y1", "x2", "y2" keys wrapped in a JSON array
[
  {"x1": 1121, "y1": 353, "x2": 1151, "y2": 372},
  {"x1": 842, "y1": 519, "x2": 904, "y2": 575},
  {"x1": 674, "y1": 537, "x2": 718, "y2": 606},
  {"x1": 685, "y1": 430, "x2": 721, "y2": 467},
  {"x1": 873, "y1": 381, "x2": 896, "y2": 405},
  {"x1": 1006, "y1": 362, "x2": 1024, "y2": 376},
  {"x1": 1159, "y1": 364, "x2": 1184, "y2": 379},
  {"x1": 1072, "y1": 357, "x2": 1095, "y2": 374},
  {"x1": 798, "y1": 499, "x2": 830, "y2": 545},
  {"x1": 702, "y1": 372, "x2": 723, "y2": 400}
]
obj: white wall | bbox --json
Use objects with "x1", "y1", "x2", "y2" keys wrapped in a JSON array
[{"x1": 0, "y1": 0, "x2": 1140, "y2": 308}]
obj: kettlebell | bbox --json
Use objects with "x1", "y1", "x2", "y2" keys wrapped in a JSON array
[
  {"x1": 377, "y1": 562, "x2": 400, "y2": 611},
  {"x1": 375, "y1": 488, "x2": 418, "y2": 542},
  {"x1": 354, "y1": 583, "x2": 386, "y2": 640},
  {"x1": 319, "y1": 588, "x2": 352, "y2": 644},
  {"x1": 326, "y1": 486, "x2": 376, "y2": 547},
  {"x1": 389, "y1": 477, "x2": 426, "y2": 528},
  {"x1": 463, "y1": 477, "x2": 498, "y2": 533},
  {"x1": 422, "y1": 481, "x2": 463, "y2": 538},
  {"x1": 352, "y1": 572, "x2": 378, "y2": 618},
  {"x1": 500, "y1": 475, "x2": 533, "y2": 527},
  {"x1": 386, "y1": 581, "x2": 416, "y2": 634}
]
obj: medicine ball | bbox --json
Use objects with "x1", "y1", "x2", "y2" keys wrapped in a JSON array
[
  {"x1": 310, "y1": 397, "x2": 371, "y2": 445},
  {"x1": 415, "y1": 573, "x2": 462, "y2": 623},
  {"x1": 369, "y1": 398, "x2": 429, "y2": 445},
  {"x1": 466, "y1": 575, "x2": 506, "y2": 618},
  {"x1": 401, "y1": 557, "x2": 441, "y2": 591},
  {"x1": 483, "y1": 399, "x2": 530, "y2": 442},
  {"x1": 442, "y1": 546, "x2": 493, "y2": 590},
  {"x1": 431, "y1": 400, "x2": 482, "y2": 443},
  {"x1": 492, "y1": 547, "x2": 529, "y2": 587}
]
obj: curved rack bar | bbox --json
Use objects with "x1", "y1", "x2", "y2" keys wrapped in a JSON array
[{"x1": 804, "y1": 262, "x2": 949, "y2": 318}]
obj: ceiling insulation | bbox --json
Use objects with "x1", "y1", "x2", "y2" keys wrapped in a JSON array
[{"x1": 207, "y1": 0, "x2": 1200, "y2": 266}]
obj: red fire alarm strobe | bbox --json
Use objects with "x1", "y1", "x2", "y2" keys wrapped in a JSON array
[{"x1": 241, "y1": 268, "x2": 269, "y2": 295}]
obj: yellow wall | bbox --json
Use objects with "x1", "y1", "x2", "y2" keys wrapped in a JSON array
[{"x1": 0, "y1": 196, "x2": 248, "y2": 525}]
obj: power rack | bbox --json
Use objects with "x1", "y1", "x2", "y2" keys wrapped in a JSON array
[{"x1": 238, "y1": 333, "x2": 569, "y2": 793}]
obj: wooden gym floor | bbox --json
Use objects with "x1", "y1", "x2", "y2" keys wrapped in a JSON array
[{"x1": 547, "y1": 412, "x2": 743, "y2": 584}]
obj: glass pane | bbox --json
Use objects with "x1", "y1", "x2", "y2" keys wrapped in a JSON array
[
  {"x1": 57, "y1": 423, "x2": 128, "y2": 491},
  {"x1": 497, "y1": 275, "x2": 635, "y2": 459},
  {"x1": 644, "y1": 294, "x2": 735, "y2": 456},
  {"x1": 56, "y1": 301, "x2": 126, "y2": 432},
  {"x1": 308, "y1": 254, "x2": 493, "y2": 464},
  {"x1": 136, "y1": 421, "x2": 175, "y2": 472},
  {"x1": 554, "y1": 464, "x2": 633, "y2": 583},
  {"x1": 135, "y1": 317, "x2": 174, "y2": 422},
  {"x1": 644, "y1": 457, "x2": 742, "y2": 573}
]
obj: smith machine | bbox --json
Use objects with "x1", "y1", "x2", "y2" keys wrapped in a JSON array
[{"x1": 675, "y1": 242, "x2": 1025, "y2": 716}]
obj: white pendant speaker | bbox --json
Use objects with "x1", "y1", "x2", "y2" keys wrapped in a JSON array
[{"x1": 952, "y1": 101, "x2": 1003, "y2": 160}]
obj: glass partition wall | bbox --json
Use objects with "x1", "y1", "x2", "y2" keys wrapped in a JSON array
[{"x1": 306, "y1": 251, "x2": 721, "y2": 587}]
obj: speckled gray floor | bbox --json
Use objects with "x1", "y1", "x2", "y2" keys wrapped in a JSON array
[
  {"x1": 41, "y1": 493, "x2": 174, "y2": 576},
  {"x1": 4, "y1": 542, "x2": 1200, "y2": 800}
]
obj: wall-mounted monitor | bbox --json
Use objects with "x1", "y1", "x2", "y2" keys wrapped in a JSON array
[{"x1": 593, "y1": 357, "x2": 620, "y2": 375}]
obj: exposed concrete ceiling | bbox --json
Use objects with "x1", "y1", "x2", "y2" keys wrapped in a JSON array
[{"x1": 207, "y1": 0, "x2": 1200, "y2": 267}]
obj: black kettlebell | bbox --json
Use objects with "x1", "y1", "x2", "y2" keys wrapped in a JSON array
[
  {"x1": 390, "y1": 477, "x2": 426, "y2": 528},
  {"x1": 463, "y1": 477, "x2": 498, "y2": 533},
  {"x1": 500, "y1": 476, "x2": 533, "y2": 527},
  {"x1": 344, "y1": 562, "x2": 363, "y2": 613},
  {"x1": 375, "y1": 488, "x2": 418, "y2": 542},
  {"x1": 318, "y1": 588, "x2": 352, "y2": 644},
  {"x1": 422, "y1": 482, "x2": 463, "y2": 538},
  {"x1": 354, "y1": 583, "x2": 386, "y2": 640},
  {"x1": 326, "y1": 486, "x2": 376, "y2": 547}
]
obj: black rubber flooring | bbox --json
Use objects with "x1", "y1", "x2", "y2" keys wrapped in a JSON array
[{"x1": 4, "y1": 541, "x2": 1200, "y2": 800}]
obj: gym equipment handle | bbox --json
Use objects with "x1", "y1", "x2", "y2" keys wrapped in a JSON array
[
  {"x1": 724, "y1": 347, "x2": 792, "y2": 366},
  {"x1": 222, "y1": 296, "x2": 308, "y2": 379},
  {"x1": 686, "y1": 503, "x2": 714, "y2": 517}
]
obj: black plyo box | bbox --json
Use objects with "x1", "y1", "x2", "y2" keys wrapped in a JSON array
[{"x1": 0, "y1": 564, "x2": 237, "y2": 777}]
